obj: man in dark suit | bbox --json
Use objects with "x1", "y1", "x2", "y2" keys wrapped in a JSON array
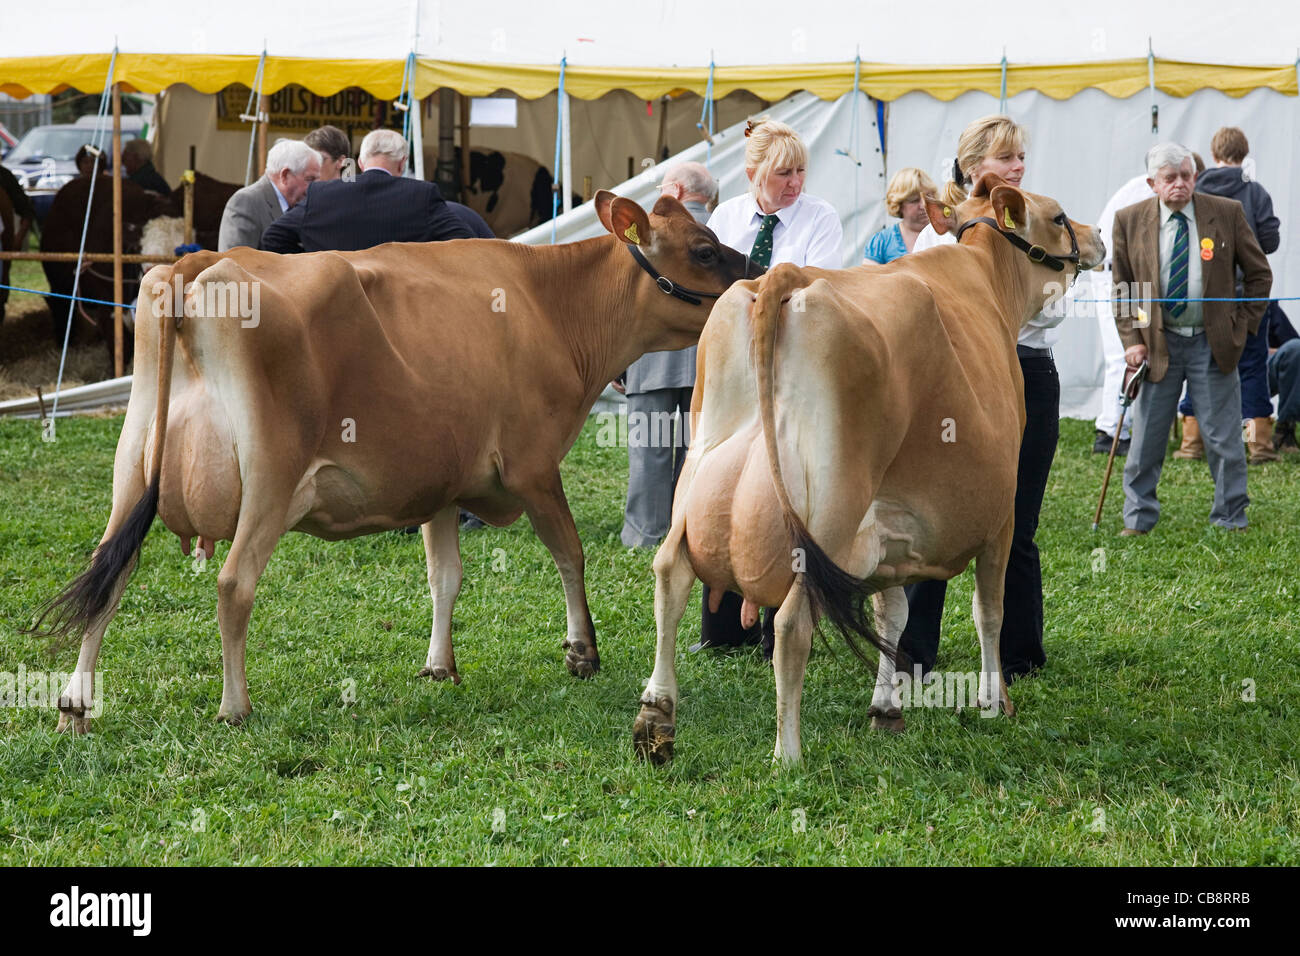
[
  {"x1": 446, "y1": 201, "x2": 495, "y2": 239},
  {"x1": 260, "y1": 129, "x2": 472, "y2": 253},
  {"x1": 1113, "y1": 142, "x2": 1272, "y2": 534}
]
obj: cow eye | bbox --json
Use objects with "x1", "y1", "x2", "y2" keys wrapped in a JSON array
[{"x1": 693, "y1": 246, "x2": 718, "y2": 264}]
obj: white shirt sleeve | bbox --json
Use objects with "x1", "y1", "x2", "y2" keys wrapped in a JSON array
[{"x1": 804, "y1": 203, "x2": 845, "y2": 269}]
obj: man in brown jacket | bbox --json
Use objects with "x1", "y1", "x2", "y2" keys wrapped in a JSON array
[{"x1": 1113, "y1": 142, "x2": 1272, "y2": 534}]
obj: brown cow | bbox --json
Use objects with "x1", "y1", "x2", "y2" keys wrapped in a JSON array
[
  {"x1": 35, "y1": 191, "x2": 757, "y2": 731},
  {"x1": 633, "y1": 176, "x2": 1104, "y2": 765}
]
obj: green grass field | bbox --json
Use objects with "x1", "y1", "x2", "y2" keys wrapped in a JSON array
[{"x1": 0, "y1": 413, "x2": 1296, "y2": 865}]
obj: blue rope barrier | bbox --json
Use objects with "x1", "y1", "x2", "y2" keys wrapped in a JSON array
[
  {"x1": 1, "y1": 282, "x2": 137, "y2": 311},
  {"x1": 1075, "y1": 296, "x2": 1300, "y2": 304}
]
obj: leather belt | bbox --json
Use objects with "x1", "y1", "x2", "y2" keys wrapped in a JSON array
[{"x1": 1016, "y1": 345, "x2": 1053, "y2": 359}]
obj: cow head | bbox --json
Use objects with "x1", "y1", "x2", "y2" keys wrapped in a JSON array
[
  {"x1": 595, "y1": 189, "x2": 757, "y2": 344},
  {"x1": 924, "y1": 175, "x2": 1105, "y2": 300}
]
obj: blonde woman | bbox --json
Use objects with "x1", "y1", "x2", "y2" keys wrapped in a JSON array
[
  {"x1": 901, "y1": 114, "x2": 1053, "y2": 684},
  {"x1": 706, "y1": 117, "x2": 843, "y2": 272},
  {"x1": 864, "y1": 167, "x2": 936, "y2": 263},
  {"x1": 697, "y1": 117, "x2": 844, "y2": 651}
]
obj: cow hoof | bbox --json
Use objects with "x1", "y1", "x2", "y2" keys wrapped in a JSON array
[
  {"x1": 418, "y1": 664, "x2": 462, "y2": 685},
  {"x1": 868, "y1": 706, "x2": 906, "y2": 733},
  {"x1": 978, "y1": 694, "x2": 1015, "y2": 718},
  {"x1": 55, "y1": 712, "x2": 91, "y2": 735},
  {"x1": 633, "y1": 697, "x2": 675, "y2": 765},
  {"x1": 216, "y1": 706, "x2": 251, "y2": 726},
  {"x1": 563, "y1": 640, "x2": 600, "y2": 679}
]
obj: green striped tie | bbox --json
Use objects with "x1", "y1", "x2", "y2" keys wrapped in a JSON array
[
  {"x1": 749, "y1": 213, "x2": 780, "y2": 269},
  {"x1": 1167, "y1": 211, "x2": 1189, "y2": 319}
]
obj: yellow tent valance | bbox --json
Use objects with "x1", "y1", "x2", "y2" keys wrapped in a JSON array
[
  {"x1": 434, "y1": 58, "x2": 1300, "y2": 101},
  {"x1": 1, "y1": 53, "x2": 1296, "y2": 103},
  {"x1": 0, "y1": 54, "x2": 440, "y2": 100}
]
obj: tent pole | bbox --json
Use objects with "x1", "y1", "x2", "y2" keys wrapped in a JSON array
[
  {"x1": 411, "y1": 93, "x2": 425, "y2": 180},
  {"x1": 112, "y1": 81, "x2": 124, "y2": 378},
  {"x1": 242, "y1": 49, "x2": 267, "y2": 185},
  {"x1": 459, "y1": 94, "x2": 471, "y2": 199},
  {"x1": 1148, "y1": 38, "x2": 1158, "y2": 133},
  {"x1": 435, "y1": 89, "x2": 457, "y2": 195},
  {"x1": 184, "y1": 145, "x2": 195, "y2": 245},
  {"x1": 257, "y1": 112, "x2": 268, "y2": 177},
  {"x1": 561, "y1": 89, "x2": 572, "y2": 214},
  {"x1": 52, "y1": 45, "x2": 116, "y2": 423},
  {"x1": 550, "y1": 57, "x2": 566, "y2": 243},
  {"x1": 999, "y1": 49, "x2": 1008, "y2": 114}
]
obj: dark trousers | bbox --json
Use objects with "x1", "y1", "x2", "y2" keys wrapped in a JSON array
[
  {"x1": 897, "y1": 354, "x2": 1059, "y2": 680},
  {"x1": 1180, "y1": 312, "x2": 1273, "y2": 419},
  {"x1": 699, "y1": 588, "x2": 774, "y2": 653}
]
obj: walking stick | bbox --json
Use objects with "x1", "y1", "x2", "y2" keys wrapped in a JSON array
[{"x1": 1092, "y1": 360, "x2": 1148, "y2": 530}]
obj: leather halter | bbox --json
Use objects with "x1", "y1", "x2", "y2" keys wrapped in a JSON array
[
  {"x1": 627, "y1": 243, "x2": 759, "y2": 306},
  {"x1": 954, "y1": 212, "x2": 1081, "y2": 279}
]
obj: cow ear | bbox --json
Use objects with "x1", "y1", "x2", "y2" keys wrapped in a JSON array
[
  {"x1": 594, "y1": 190, "x2": 617, "y2": 233},
  {"x1": 989, "y1": 185, "x2": 1028, "y2": 236},
  {"x1": 609, "y1": 196, "x2": 652, "y2": 246},
  {"x1": 923, "y1": 195, "x2": 959, "y2": 236},
  {"x1": 651, "y1": 194, "x2": 688, "y2": 220},
  {"x1": 971, "y1": 172, "x2": 1007, "y2": 199}
]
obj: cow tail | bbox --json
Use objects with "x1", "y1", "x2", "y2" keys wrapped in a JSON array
[
  {"x1": 30, "y1": 267, "x2": 181, "y2": 645},
  {"x1": 749, "y1": 266, "x2": 889, "y2": 667}
]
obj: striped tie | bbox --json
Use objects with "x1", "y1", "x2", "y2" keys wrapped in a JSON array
[
  {"x1": 1167, "y1": 211, "x2": 1189, "y2": 319},
  {"x1": 749, "y1": 213, "x2": 780, "y2": 269}
]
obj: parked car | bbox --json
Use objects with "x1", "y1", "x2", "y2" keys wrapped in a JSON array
[
  {"x1": 1, "y1": 117, "x2": 147, "y2": 222},
  {"x1": 0, "y1": 121, "x2": 18, "y2": 158}
]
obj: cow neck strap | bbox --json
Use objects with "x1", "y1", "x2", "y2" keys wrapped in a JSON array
[
  {"x1": 627, "y1": 244, "x2": 723, "y2": 307},
  {"x1": 954, "y1": 214, "x2": 1080, "y2": 276}
]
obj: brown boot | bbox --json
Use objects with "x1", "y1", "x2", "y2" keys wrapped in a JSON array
[
  {"x1": 1173, "y1": 415, "x2": 1204, "y2": 459},
  {"x1": 1248, "y1": 418, "x2": 1281, "y2": 463}
]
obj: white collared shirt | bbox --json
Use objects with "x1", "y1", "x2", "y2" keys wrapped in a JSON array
[
  {"x1": 1158, "y1": 198, "x2": 1203, "y2": 332},
  {"x1": 270, "y1": 180, "x2": 289, "y2": 213},
  {"x1": 707, "y1": 192, "x2": 843, "y2": 269},
  {"x1": 912, "y1": 221, "x2": 1066, "y2": 350}
]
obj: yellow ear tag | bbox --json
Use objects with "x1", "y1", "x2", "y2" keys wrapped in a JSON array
[
  {"x1": 1002, "y1": 208, "x2": 1016, "y2": 229},
  {"x1": 624, "y1": 223, "x2": 641, "y2": 245},
  {"x1": 942, "y1": 206, "x2": 952, "y2": 217}
]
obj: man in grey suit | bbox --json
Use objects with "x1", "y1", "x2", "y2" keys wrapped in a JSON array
[
  {"x1": 618, "y1": 161, "x2": 718, "y2": 548},
  {"x1": 218, "y1": 140, "x2": 322, "y2": 251},
  {"x1": 1113, "y1": 142, "x2": 1272, "y2": 534}
]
